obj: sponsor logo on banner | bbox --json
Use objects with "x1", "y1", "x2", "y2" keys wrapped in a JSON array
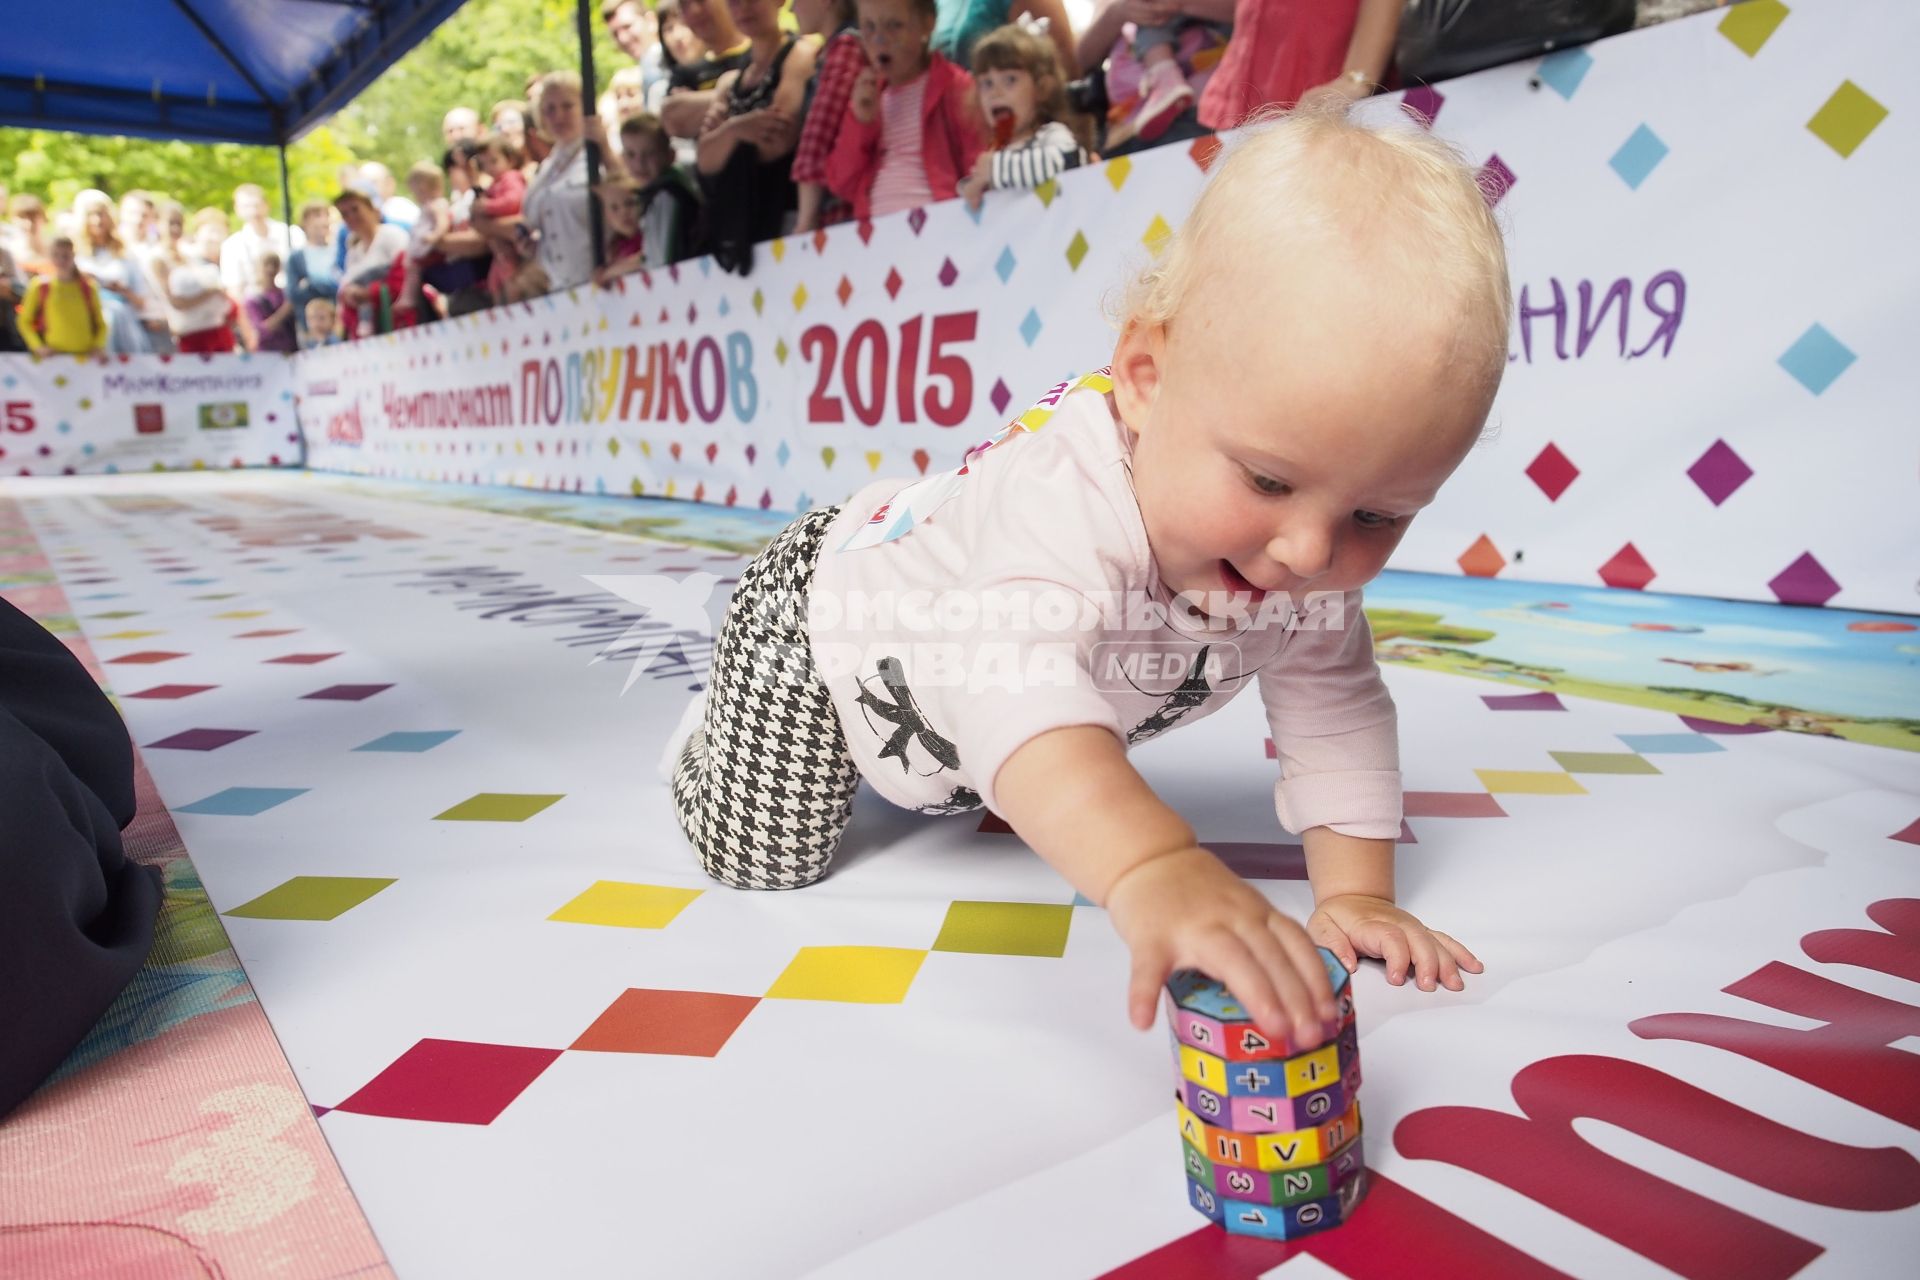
[
  {"x1": 198, "y1": 401, "x2": 249, "y2": 430},
  {"x1": 133, "y1": 404, "x2": 165, "y2": 434},
  {"x1": 326, "y1": 402, "x2": 364, "y2": 447}
]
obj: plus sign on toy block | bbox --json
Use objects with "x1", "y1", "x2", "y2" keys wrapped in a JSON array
[{"x1": 1166, "y1": 948, "x2": 1369, "y2": 1239}]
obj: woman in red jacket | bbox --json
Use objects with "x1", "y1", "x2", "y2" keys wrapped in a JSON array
[{"x1": 825, "y1": 0, "x2": 985, "y2": 220}]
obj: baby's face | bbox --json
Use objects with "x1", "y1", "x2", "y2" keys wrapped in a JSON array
[{"x1": 1121, "y1": 248, "x2": 1492, "y2": 613}]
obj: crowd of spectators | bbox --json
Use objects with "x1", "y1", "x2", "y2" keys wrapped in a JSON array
[{"x1": 0, "y1": 0, "x2": 1401, "y2": 355}]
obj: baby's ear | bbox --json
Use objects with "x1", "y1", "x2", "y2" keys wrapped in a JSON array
[{"x1": 1110, "y1": 318, "x2": 1164, "y2": 433}]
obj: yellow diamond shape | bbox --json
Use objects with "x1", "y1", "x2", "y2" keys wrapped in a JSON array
[
  {"x1": 665, "y1": 478, "x2": 677, "y2": 497},
  {"x1": 792, "y1": 283, "x2": 809, "y2": 312},
  {"x1": 1105, "y1": 156, "x2": 1132, "y2": 191},
  {"x1": 771, "y1": 238, "x2": 787, "y2": 263},
  {"x1": 607, "y1": 437, "x2": 620, "y2": 456},
  {"x1": 212, "y1": 609, "x2": 269, "y2": 620},
  {"x1": 1142, "y1": 215, "x2": 1174, "y2": 256},
  {"x1": 1807, "y1": 80, "x2": 1887, "y2": 158},
  {"x1": 865, "y1": 450, "x2": 882, "y2": 471},
  {"x1": 549, "y1": 881, "x2": 702, "y2": 929},
  {"x1": 1034, "y1": 179, "x2": 1058, "y2": 208},
  {"x1": 752, "y1": 288, "x2": 764, "y2": 315},
  {"x1": 766, "y1": 946, "x2": 927, "y2": 1003},
  {"x1": 1474, "y1": 769, "x2": 1588, "y2": 796},
  {"x1": 630, "y1": 477, "x2": 646, "y2": 496},
  {"x1": 639, "y1": 439, "x2": 652, "y2": 457},
  {"x1": 1065, "y1": 230, "x2": 1089, "y2": 272},
  {"x1": 774, "y1": 337, "x2": 790, "y2": 365},
  {"x1": 98, "y1": 629, "x2": 163, "y2": 640},
  {"x1": 1720, "y1": 0, "x2": 1789, "y2": 55}
]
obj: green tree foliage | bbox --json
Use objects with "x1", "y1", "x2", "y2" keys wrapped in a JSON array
[{"x1": 0, "y1": 1, "x2": 625, "y2": 214}]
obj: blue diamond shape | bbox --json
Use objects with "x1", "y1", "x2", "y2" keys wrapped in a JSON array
[
  {"x1": 996, "y1": 247, "x2": 1017, "y2": 284},
  {"x1": 964, "y1": 200, "x2": 983, "y2": 225},
  {"x1": 355, "y1": 730, "x2": 461, "y2": 753},
  {"x1": 81, "y1": 443, "x2": 96, "y2": 455},
  {"x1": 1019, "y1": 308, "x2": 1042, "y2": 346},
  {"x1": 56, "y1": 421, "x2": 71, "y2": 433},
  {"x1": 1536, "y1": 48, "x2": 1593, "y2": 99},
  {"x1": 718, "y1": 297, "x2": 731, "y2": 316},
  {"x1": 794, "y1": 491, "x2": 811, "y2": 512},
  {"x1": 176, "y1": 577, "x2": 217, "y2": 585},
  {"x1": 699, "y1": 259, "x2": 712, "y2": 276},
  {"x1": 1609, "y1": 125, "x2": 1668, "y2": 189},
  {"x1": 177, "y1": 786, "x2": 309, "y2": 816},
  {"x1": 104, "y1": 464, "x2": 119, "y2": 473},
  {"x1": 776, "y1": 440, "x2": 791, "y2": 467},
  {"x1": 2, "y1": 376, "x2": 14, "y2": 389},
  {"x1": 1618, "y1": 733, "x2": 1724, "y2": 755},
  {"x1": 1777, "y1": 324, "x2": 1855, "y2": 395}
]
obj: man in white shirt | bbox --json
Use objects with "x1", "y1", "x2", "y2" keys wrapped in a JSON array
[
  {"x1": 360, "y1": 163, "x2": 421, "y2": 227},
  {"x1": 219, "y1": 183, "x2": 304, "y2": 297}
]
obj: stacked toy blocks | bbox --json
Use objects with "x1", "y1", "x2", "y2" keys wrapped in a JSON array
[{"x1": 1168, "y1": 948, "x2": 1368, "y2": 1239}]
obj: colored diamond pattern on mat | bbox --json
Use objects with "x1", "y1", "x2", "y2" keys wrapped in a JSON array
[
  {"x1": 90, "y1": 610, "x2": 142, "y2": 619},
  {"x1": 227, "y1": 875, "x2": 396, "y2": 920},
  {"x1": 303, "y1": 684, "x2": 392, "y2": 701},
  {"x1": 1457, "y1": 534, "x2": 1506, "y2": 578},
  {"x1": 1475, "y1": 770, "x2": 1588, "y2": 796},
  {"x1": 1065, "y1": 231, "x2": 1089, "y2": 271},
  {"x1": 334, "y1": 1039, "x2": 562, "y2": 1125},
  {"x1": 1525, "y1": 444, "x2": 1578, "y2": 501},
  {"x1": 1619, "y1": 733, "x2": 1724, "y2": 755},
  {"x1": 885, "y1": 267, "x2": 904, "y2": 299},
  {"x1": 989, "y1": 379, "x2": 1011, "y2": 415},
  {"x1": 356, "y1": 730, "x2": 460, "y2": 752},
  {"x1": 106, "y1": 650, "x2": 187, "y2": 664},
  {"x1": 126, "y1": 684, "x2": 217, "y2": 699},
  {"x1": 766, "y1": 946, "x2": 926, "y2": 1003},
  {"x1": 1483, "y1": 692, "x2": 1565, "y2": 711},
  {"x1": 1400, "y1": 84, "x2": 1444, "y2": 126},
  {"x1": 1549, "y1": 751, "x2": 1660, "y2": 775},
  {"x1": 549, "y1": 881, "x2": 702, "y2": 929},
  {"x1": 1142, "y1": 215, "x2": 1173, "y2": 254},
  {"x1": 571, "y1": 989, "x2": 759, "y2": 1056},
  {"x1": 177, "y1": 786, "x2": 308, "y2": 816},
  {"x1": 1019, "y1": 309, "x2": 1042, "y2": 346},
  {"x1": 1536, "y1": 48, "x2": 1593, "y2": 99},
  {"x1": 1807, "y1": 80, "x2": 1888, "y2": 158},
  {"x1": 1768, "y1": 552, "x2": 1841, "y2": 606},
  {"x1": 1889, "y1": 818, "x2": 1920, "y2": 846},
  {"x1": 435, "y1": 793, "x2": 563, "y2": 822},
  {"x1": 1598, "y1": 543, "x2": 1656, "y2": 590},
  {"x1": 1212, "y1": 844, "x2": 1307, "y2": 881},
  {"x1": 1404, "y1": 791, "x2": 1507, "y2": 818},
  {"x1": 235, "y1": 628, "x2": 300, "y2": 638},
  {"x1": 932, "y1": 901, "x2": 1073, "y2": 958},
  {"x1": 1609, "y1": 125, "x2": 1668, "y2": 189},
  {"x1": 147, "y1": 727, "x2": 256, "y2": 751},
  {"x1": 1777, "y1": 324, "x2": 1855, "y2": 395},
  {"x1": 1679, "y1": 714, "x2": 1773, "y2": 735},
  {"x1": 1687, "y1": 439, "x2": 1752, "y2": 506},
  {"x1": 1105, "y1": 156, "x2": 1131, "y2": 190},
  {"x1": 1720, "y1": 0, "x2": 1787, "y2": 56},
  {"x1": 1476, "y1": 155, "x2": 1515, "y2": 205},
  {"x1": 267, "y1": 652, "x2": 341, "y2": 665},
  {"x1": 98, "y1": 629, "x2": 164, "y2": 640},
  {"x1": 213, "y1": 610, "x2": 271, "y2": 619}
]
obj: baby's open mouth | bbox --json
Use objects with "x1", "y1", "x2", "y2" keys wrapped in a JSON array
[{"x1": 1220, "y1": 560, "x2": 1266, "y2": 597}]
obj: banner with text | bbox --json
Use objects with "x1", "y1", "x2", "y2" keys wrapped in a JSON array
[{"x1": 278, "y1": 0, "x2": 1910, "y2": 614}]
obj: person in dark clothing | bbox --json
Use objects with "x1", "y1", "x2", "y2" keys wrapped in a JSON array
[{"x1": 0, "y1": 597, "x2": 161, "y2": 1117}]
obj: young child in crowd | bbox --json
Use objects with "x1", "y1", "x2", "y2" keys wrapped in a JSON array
[
  {"x1": 399, "y1": 161, "x2": 450, "y2": 320},
  {"x1": 591, "y1": 177, "x2": 648, "y2": 286},
  {"x1": 825, "y1": 0, "x2": 983, "y2": 220},
  {"x1": 1118, "y1": 5, "x2": 1231, "y2": 143},
  {"x1": 620, "y1": 114, "x2": 703, "y2": 267},
  {"x1": 469, "y1": 136, "x2": 528, "y2": 303},
  {"x1": 167, "y1": 212, "x2": 239, "y2": 354},
  {"x1": 18, "y1": 237, "x2": 105, "y2": 355},
  {"x1": 303, "y1": 296, "x2": 341, "y2": 347},
  {"x1": 242, "y1": 252, "x2": 297, "y2": 354},
  {"x1": 789, "y1": 0, "x2": 864, "y2": 232},
  {"x1": 960, "y1": 21, "x2": 1093, "y2": 210},
  {"x1": 664, "y1": 105, "x2": 1508, "y2": 1044}
]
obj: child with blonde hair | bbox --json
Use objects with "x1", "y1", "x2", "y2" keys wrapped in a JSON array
[
  {"x1": 960, "y1": 20, "x2": 1093, "y2": 209},
  {"x1": 664, "y1": 104, "x2": 1512, "y2": 1045}
]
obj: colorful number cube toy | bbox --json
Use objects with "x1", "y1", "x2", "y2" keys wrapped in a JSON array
[{"x1": 1166, "y1": 949, "x2": 1368, "y2": 1240}]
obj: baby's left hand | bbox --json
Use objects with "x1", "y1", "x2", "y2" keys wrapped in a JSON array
[{"x1": 1308, "y1": 894, "x2": 1482, "y2": 992}]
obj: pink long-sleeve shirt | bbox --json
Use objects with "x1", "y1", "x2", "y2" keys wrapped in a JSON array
[{"x1": 807, "y1": 372, "x2": 1403, "y2": 835}]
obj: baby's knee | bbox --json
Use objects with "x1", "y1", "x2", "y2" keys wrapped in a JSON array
[{"x1": 697, "y1": 843, "x2": 830, "y2": 891}]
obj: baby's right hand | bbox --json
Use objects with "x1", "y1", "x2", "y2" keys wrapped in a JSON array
[
  {"x1": 850, "y1": 69, "x2": 880, "y2": 124},
  {"x1": 1104, "y1": 845, "x2": 1338, "y2": 1050}
]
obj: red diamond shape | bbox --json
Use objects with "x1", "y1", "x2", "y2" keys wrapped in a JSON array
[
  {"x1": 836, "y1": 276, "x2": 853, "y2": 307},
  {"x1": 885, "y1": 268, "x2": 904, "y2": 300},
  {"x1": 107, "y1": 651, "x2": 188, "y2": 664},
  {"x1": 572, "y1": 989, "x2": 760, "y2": 1056},
  {"x1": 265, "y1": 653, "x2": 340, "y2": 665},
  {"x1": 234, "y1": 629, "x2": 300, "y2": 638},
  {"x1": 1457, "y1": 535, "x2": 1506, "y2": 578},
  {"x1": 812, "y1": 228, "x2": 828, "y2": 253},
  {"x1": 1189, "y1": 136, "x2": 1223, "y2": 171},
  {"x1": 126, "y1": 684, "x2": 217, "y2": 699},
  {"x1": 1598, "y1": 542, "x2": 1656, "y2": 591},
  {"x1": 1525, "y1": 444, "x2": 1579, "y2": 501},
  {"x1": 334, "y1": 1039, "x2": 561, "y2": 1125},
  {"x1": 856, "y1": 219, "x2": 874, "y2": 245}
]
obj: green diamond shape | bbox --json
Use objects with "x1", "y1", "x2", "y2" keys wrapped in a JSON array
[
  {"x1": 1065, "y1": 230, "x2": 1089, "y2": 272},
  {"x1": 227, "y1": 875, "x2": 395, "y2": 921},
  {"x1": 435, "y1": 792, "x2": 565, "y2": 821},
  {"x1": 1807, "y1": 80, "x2": 1888, "y2": 158},
  {"x1": 1548, "y1": 751, "x2": 1662, "y2": 776},
  {"x1": 1719, "y1": 0, "x2": 1788, "y2": 57},
  {"x1": 774, "y1": 337, "x2": 789, "y2": 365},
  {"x1": 1034, "y1": 179, "x2": 1058, "y2": 208},
  {"x1": 932, "y1": 901, "x2": 1073, "y2": 958}
]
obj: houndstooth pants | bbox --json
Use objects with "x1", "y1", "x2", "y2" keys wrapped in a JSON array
[{"x1": 670, "y1": 506, "x2": 860, "y2": 889}]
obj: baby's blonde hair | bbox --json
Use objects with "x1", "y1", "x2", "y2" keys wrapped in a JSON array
[{"x1": 1122, "y1": 102, "x2": 1513, "y2": 396}]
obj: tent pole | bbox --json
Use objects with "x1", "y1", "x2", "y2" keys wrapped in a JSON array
[
  {"x1": 576, "y1": 0, "x2": 605, "y2": 269},
  {"x1": 277, "y1": 140, "x2": 296, "y2": 258}
]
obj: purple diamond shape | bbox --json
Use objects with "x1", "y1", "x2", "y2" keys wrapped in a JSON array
[
  {"x1": 146, "y1": 727, "x2": 257, "y2": 751},
  {"x1": 302, "y1": 684, "x2": 394, "y2": 702},
  {"x1": 938, "y1": 257, "x2": 958, "y2": 288},
  {"x1": 1767, "y1": 552, "x2": 1840, "y2": 606},
  {"x1": 1476, "y1": 155, "x2": 1516, "y2": 207},
  {"x1": 907, "y1": 207, "x2": 927, "y2": 236},
  {"x1": 1400, "y1": 85, "x2": 1445, "y2": 127},
  {"x1": 1483, "y1": 691, "x2": 1566, "y2": 711},
  {"x1": 1686, "y1": 439, "x2": 1752, "y2": 506},
  {"x1": 989, "y1": 379, "x2": 1012, "y2": 416}
]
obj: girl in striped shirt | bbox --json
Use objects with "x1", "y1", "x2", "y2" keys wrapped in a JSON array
[{"x1": 960, "y1": 21, "x2": 1094, "y2": 210}]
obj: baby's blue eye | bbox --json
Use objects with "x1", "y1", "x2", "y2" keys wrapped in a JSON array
[
  {"x1": 1246, "y1": 470, "x2": 1289, "y2": 496},
  {"x1": 1354, "y1": 510, "x2": 1400, "y2": 529}
]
